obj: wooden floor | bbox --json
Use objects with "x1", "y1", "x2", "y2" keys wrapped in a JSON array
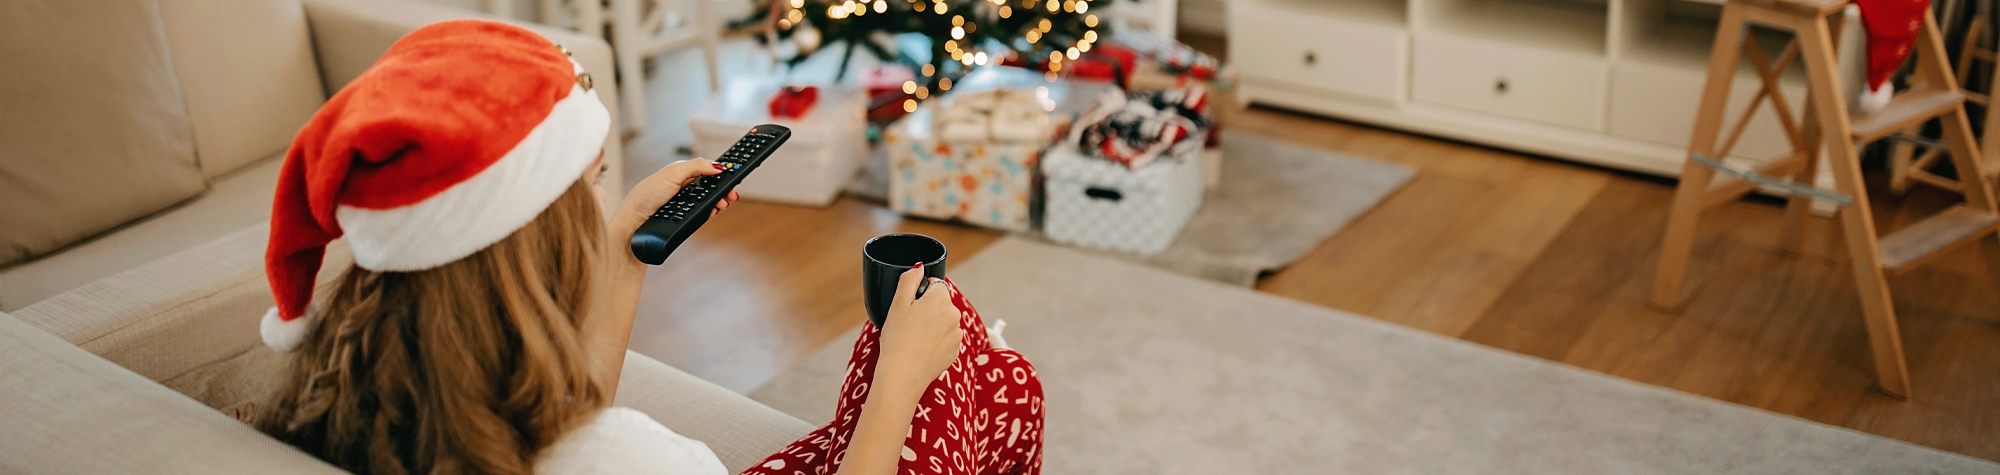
[{"x1": 624, "y1": 35, "x2": 2000, "y2": 461}]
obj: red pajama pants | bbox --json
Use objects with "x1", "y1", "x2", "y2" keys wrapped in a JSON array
[{"x1": 742, "y1": 279, "x2": 1045, "y2": 475}]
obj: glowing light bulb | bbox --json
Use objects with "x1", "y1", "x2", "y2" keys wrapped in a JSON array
[
  {"x1": 903, "y1": 99, "x2": 918, "y2": 112},
  {"x1": 1025, "y1": 30, "x2": 1040, "y2": 43},
  {"x1": 1046, "y1": 0, "x2": 1057, "y2": 11},
  {"x1": 1066, "y1": 47, "x2": 1078, "y2": 59},
  {"x1": 1048, "y1": 60, "x2": 1061, "y2": 72},
  {"x1": 940, "y1": 78, "x2": 953, "y2": 90},
  {"x1": 944, "y1": 39, "x2": 956, "y2": 51},
  {"x1": 903, "y1": 81, "x2": 917, "y2": 94},
  {"x1": 827, "y1": 5, "x2": 846, "y2": 18},
  {"x1": 1050, "y1": 51, "x2": 1061, "y2": 61},
  {"x1": 1000, "y1": 6, "x2": 1011, "y2": 17},
  {"x1": 1085, "y1": 14, "x2": 1097, "y2": 27},
  {"x1": 935, "y1": 2, "x2": 947, "y2": 13},
  {"x1": 788, "y1": 9, "x2": 804, "y2": 22},
  {"x1": 1062, "y1": 0, "x2": 1074, "y2": 12},
  {"x1": 1083, "y1": 30, "x2": 1096, "y2": 42},
  {"x1": 1076, "y1": 0, "x2": 1087, "y2": 12},
  {"x1": 961, "y1": 54, "x2": 974, "y2": 65},
  {"x1": 914, "y1": 1, "x2": 924, "y2": 10},
  {"x1": 917, "y1": 86, "x2": 930, "y2": 99},
  {"x1": 975, "y1": 52, "x2": 988, "y2": 65},
  {"x1": 951, "y1": 26, "x2": 964, "y2": 39},
  {"x1": 791, "y1": 0, "x2": 803, "y2": 7},
  {"x1": 953, "y1": 15, "x2": 964, "y2": 26},
  {"x1": 875, "y1": 0, "x2": 888, "y2": 11},
  {"x1": 922, "y1": 64, "x2": 935, "y2": 76},
  {"x1": 1038, "y1": 18, "x2": 1051, "y2": 30},
  {"x1": 1078, "y1": 41, "x2": 1090, "y2": 52}
]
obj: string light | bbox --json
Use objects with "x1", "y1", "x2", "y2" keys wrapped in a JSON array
[
  {"x1": 999, "y1": 6, "x2": 1011, "y2": 17},
  {"x1": 1076, "y1": 0, "x2": 1087, "y2": 12},
  {"x1": 1025, "y1": 30, "x2": 1040, "y2": 43},
  {"x1": 951, "y1": 26, "x2": 964, "y2": 39},
  {"x1": 779, "y1": 18, "x2": 792, "y2": 28},
  {"x1": 1085, "y1": 14, "x2": 1097, "y2": 26},
  {"x1": 1046, "y1": 70, "x2": 1059, "y2": 81},
  {"x1": 944, "y1": 39, "x2": 956, "y2": 51},
  {"x1": 1066, "y1": 47, "x2": 1078, "y2": 59},
  {"x1": 791, "y1": 0, "x2": 802, "y2": 7},
  {"x1": 935, "y1": 2, "x2": 947, "y2": 13},
  {"x1": 1078, "y1": 41, "x2": 1090, "y2": 52},
  {"x1": 975, "y1": 51, "x2": 988, "y2": 65},
  {"x1": 854, "y1": 2, "x2": 866, "y2": 15},
  {"x1": 828, "y1": 5, "x2": 847, "y2": 18},
  {"x1": 961, "y1": 54, "x2": 974, "y2": 65},
  {"x1": 940, "y1": 78, "x2": 953, "y2": 90},
  {"x1": 1062, "y1": 0, "x2": 1074, "y2": 12},
  {"x1": 916, "y1": 86, "x2": 930, "y2": 98},
  {"x1": 788, "y1": 9, "x2": 804, "y2": 22},
  {"x1": 922, "y1": 64, "x2": 935, "y2": 76},
  {"x1": 950, "y1": 49, "x2": 963, "y2": 60},
  {"x1": 914, "y1": 1, "x2": 924, "y2": 10},
  {"x1": 953, "y1": 15, "x2": 963, "y2": 26},
  {"x1": 903, "y1": 99, "x2": 918, "y2": 112},
  {"x1": 1083, "y1": 30, "x2": 1096, "y2": 42},
  {"x1": 1046, "y1": 0, "x2": 1057, "y2": 11},
  {"x1": 1048, "y1": 60, "x2": 1061, "y2": 71},
  {"x1": 1049, "y1": 51, "x2": 1061, "y2": 62},
  {"x1": 1038, "y1": 18, "x2": 1051, "y2": 30},
  {"x1": 903, "y1": 81, "x2": 918, "y2": 94},
  {"x1": 875, "y1": 0, "x2": 887, "y2": 12}
]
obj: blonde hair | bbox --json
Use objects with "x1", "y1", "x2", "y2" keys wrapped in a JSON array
[{"x1": 260, "y1": 179, "x2": 611, "y2": 475}]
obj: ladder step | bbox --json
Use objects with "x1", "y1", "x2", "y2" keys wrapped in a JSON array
[
  {"x1": 1877, "y1": 205, "x2": 2000, "y2": 271},
  {"x1": 1850, "y1": 89, "x2": 1967, "y2": 143}
]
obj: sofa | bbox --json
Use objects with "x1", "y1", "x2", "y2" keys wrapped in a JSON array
[
  {"x1": 0, "y1": 0, "x2": 813, "y2": 472},
  {"x1": 0, "y1": 0, "x2": 632, "y2": 311}
]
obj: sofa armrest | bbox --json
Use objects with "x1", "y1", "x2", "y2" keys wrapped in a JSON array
[
  {"x1": 299, "y1": 0, "x2": 626, "y2": 199},
  {"x1": 616, "y1": 350, "x2": 815, "y2": 473},
  {"x1": 0, "y1": 311, "x2": 346, "y2": 474}
]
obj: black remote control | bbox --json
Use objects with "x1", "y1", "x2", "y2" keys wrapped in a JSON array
[{"x1": 630, "y1": 124, "x2": 791, "y2": 265}]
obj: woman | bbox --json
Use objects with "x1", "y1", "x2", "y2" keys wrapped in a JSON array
[{"x1": 254, "y1": 20, "x2": 1042, "y2": 475}]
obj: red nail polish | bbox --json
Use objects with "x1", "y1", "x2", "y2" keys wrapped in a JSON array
[
  {"x1": 914, "y1": 262, "x2": 923, "y2": 270},
  {"x1": 712, "y1": 163, "x2": 726, "y2": 170}
]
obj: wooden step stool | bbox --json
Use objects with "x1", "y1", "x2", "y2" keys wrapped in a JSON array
[{"x1": 1651, "y1": 0, "x2": 2000, "y2": 399}]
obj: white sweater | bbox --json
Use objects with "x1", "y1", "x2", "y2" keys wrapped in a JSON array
[{"x1": 535, "y1": 407, "x2": 730, "y2": 475}]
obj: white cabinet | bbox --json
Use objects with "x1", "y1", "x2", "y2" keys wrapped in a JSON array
[
  {"x1": 1233, "y1": 7, "x2": 1407, "y2": 102},
  {"x1": 1413, "y1": 32, "x2": 1606, "y2": 131},
  {"x1": 1230, "y1": 0, "x2": 1863, "y2": 177}
]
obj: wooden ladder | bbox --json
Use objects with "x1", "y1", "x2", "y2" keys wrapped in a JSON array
[{"x1": 1651, "y1": 0, "x2": 2000, "y2": 399}]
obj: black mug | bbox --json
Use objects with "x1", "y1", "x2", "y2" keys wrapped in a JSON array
[{"x1": 862, "y1": 233, "x2": 948, "y2": 328}]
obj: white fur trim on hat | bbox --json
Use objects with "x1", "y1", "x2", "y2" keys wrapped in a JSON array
[
  {"x1": 262, "y1": 304, "x2": 322, "y2": 353},
  {"x1": 336, "y1": 83, "x2": 609, "y2": 272}
]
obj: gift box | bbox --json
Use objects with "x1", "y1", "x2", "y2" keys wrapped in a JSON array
[
  {"x1": 690, "y1": 78, "x2": 868, "y2": 207},
  {"x1": 1042, "y1": 140, "x2": 1203, "y2": 255},
  {"x1": 885, "y1": 94, "x2": 1055, "y2": 232}
]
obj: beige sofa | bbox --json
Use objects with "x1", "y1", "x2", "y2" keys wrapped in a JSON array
[
  {"x1": 0, "y1": 0, "x2": 631, "y2": 311},
  {"x1": 0, "y1": 0, "x2": 813, "y2": 472}
]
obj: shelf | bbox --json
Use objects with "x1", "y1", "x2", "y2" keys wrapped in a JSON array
[
  {"x1": 1618, "y1": 0, "x2": 1808, "y2": 86},
  {"x1": 1422, "y1": 0, "x2": 1607, "y2": 56},
  {"x1": 1248, "y1": 0, "x2": 1408, "y2": 27}
]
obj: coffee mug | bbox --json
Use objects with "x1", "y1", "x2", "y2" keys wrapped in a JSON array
[{"x1": 862, "y1": 233, "x2": 948, "y2": 327}]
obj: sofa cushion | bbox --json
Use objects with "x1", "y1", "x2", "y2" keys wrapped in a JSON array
[
  {"x1": 159, "y1": 0, "x2": 328, "y2": 178},
  {"x1": 0, "y1": 0, "x2": 209, "y2": 267},
  {"x1": 0, "y1": 310, "x2": 345, "y2": 474},
  {"x1": 11, "y1": 223, "x2": 351, "y2": 412}
]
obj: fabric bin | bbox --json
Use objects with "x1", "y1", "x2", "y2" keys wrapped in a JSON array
[
  {"x1": 690, "y1": 78, "x2": 868, "y2": 207},
  {"x1": 1043, "y1": 141, "x2": 1203, "y2": 254}
]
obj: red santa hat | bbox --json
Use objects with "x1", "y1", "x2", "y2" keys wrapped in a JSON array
[{"x1": 261, "y1": 19, "x2": 610, "y2": 352}]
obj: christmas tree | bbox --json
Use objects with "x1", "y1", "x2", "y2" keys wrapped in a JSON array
[{"x1": 740, "y1": 0, "x2": 1105, "y2": 89}]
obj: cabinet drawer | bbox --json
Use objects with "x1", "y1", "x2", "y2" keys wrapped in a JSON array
[
  {"x1": 1412, "y1": 33, "x2": 1607, "y2": 131},
  {"x1": 1608, "y1": 62, "x2": 1805, "y2": 160},
  {"x1": 1231, "y1": 7, "x2": 1407, "y2": 102}
]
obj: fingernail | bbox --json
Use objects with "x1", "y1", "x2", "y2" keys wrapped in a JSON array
[
  {"x1": 712, "y1": 163, "x2": 726, "y2": 170},
  {"x1": 914, "y1": 262, "x2": 923, "y2": 270}
]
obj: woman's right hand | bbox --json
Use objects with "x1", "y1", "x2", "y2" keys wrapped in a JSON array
[{"x1": 875, "y1": 264, "x2": 965, "y2": 391}]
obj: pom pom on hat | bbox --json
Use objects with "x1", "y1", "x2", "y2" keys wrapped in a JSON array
[{"x1": 260, "y1": 20, "x2": 610, "y2": 352}]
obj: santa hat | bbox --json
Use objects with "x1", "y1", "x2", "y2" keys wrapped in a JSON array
[
  {"x1": 1855, "y1": 0, "x2": 1930, "y2": 113},
  {"x1": 261, "y1": 20, "x2": 611, "y2": 352}
]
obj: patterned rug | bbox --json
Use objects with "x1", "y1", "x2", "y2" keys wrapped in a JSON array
[
  {"x1": 750, "y1": 238, "x2": 2000, "y2": 474},
  {"x1": 845, "y1": 131, "x2": 1416, "y2": 286}
]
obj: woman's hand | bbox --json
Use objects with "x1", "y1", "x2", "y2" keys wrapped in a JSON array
[
  {"x1": 875, "y1": 265, "x2": 965, "y2": 391},
  {"x1": 607, "y1": 158, "x2": 741, "y2": 268}
]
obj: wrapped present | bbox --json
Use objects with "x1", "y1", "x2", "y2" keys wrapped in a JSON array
[
  {"x1": 1116, "y1": 30, "x2": 1242, "y2": 127},
  {"x1": 886, "y1": 104, "x2": 1045, "y2": 231}
]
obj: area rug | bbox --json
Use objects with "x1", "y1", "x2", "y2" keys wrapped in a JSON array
[
  {"x1": 749, "y1": 238, "x2": 2000, "y2": 474},
  {"x1": 844, "y1": 131, "x2": 1416, "y2": 286}
]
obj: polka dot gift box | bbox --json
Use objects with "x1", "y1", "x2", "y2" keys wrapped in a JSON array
[{"x1": 886, "y1": 91, "x2": 1060, "y2": 232}]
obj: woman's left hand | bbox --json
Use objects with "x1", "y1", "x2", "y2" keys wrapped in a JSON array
[{"x1": 608, "y1": 158, "x2": 741, "y2": 265}]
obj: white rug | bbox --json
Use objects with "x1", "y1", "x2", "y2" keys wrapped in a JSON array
[{"x1": 750, "y1": 238, "x2": 2000, "y2": 474}]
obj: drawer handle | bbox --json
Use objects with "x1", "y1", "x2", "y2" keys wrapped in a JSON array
[
  {"x1": 1303, "y1": 51, "x2": 1316, "y2": 66},
  {"x1": 1495, "y1": 78, "x2": 1508, "y2": 94},
  {"x1": 1084, "y1": 187, "x2": 1124, "y2": 201}
]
